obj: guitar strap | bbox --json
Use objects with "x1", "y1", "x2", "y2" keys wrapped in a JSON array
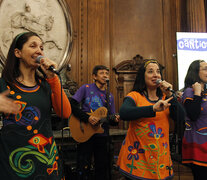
[{"x1": 80, "y1": 122, "x2": 84, "y2": 133}]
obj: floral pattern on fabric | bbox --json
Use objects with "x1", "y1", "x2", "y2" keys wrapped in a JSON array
[
  {"x1": 117, "y1": 91, "x2": 173, "y2": 180},
  {"x1": 126, "y1": 141, "x2": 145, "y2": 174}
]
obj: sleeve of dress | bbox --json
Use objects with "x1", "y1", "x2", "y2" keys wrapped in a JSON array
[
  {"x1": 119, "y1": 97, "x2": 155, "y2": 121},
  {"x1": 182, "y1": 88, "x2": 202, "y2": 121},
  {"x1": 46, "y1": 75, "x2": 71, "y2": 118},
  {"x1": 168, "y1": 96, "x2": 186, "y2": 122},
  {"x1": 184, "y1": 95, "x2": 202, "y2": 121}
]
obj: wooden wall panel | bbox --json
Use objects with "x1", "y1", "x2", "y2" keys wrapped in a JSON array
[
  {"x1": 110, "y1": 0, "x2": 177, "y2": 110},
  {"x1": 111, "y1": 0, "x2": 164, "y2": 63},
  {"x1": 66, "y1": 0, "x2": 89, "y2": 85},
  {"x1": 65, "y1": 0, "x2": 179, "y2": 112},
  {"x1": 87, "y1": 0, "x2": 110, "y2": 83},
  {"x1": 187, "y1": 0, "x2": 206, "y2": 32},
  {"x1": 161, "y1": 0, "x2": 178, "y2": 88},
  {"x1": 65, "y1": 0, "x2": 79, "y2": 83},
  {"x1": 67, "y1": 0, "x2": 111, "y2": 85}
]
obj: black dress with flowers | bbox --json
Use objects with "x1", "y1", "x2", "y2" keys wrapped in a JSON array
[{"x1": 0, "y1": 78, "x2": 62, "y2": 180}]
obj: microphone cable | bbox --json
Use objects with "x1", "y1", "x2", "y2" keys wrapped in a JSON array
[
  {"x1": 58, "y1": 72, "x2": 72, "y2": 179},
  {"x1": 56, "y1": 73, "x2": 66, "y2": 179}
]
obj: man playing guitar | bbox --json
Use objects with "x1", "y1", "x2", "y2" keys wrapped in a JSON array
[{"x1": 70, "y1": 65, "x2": 119, "y2": 180}]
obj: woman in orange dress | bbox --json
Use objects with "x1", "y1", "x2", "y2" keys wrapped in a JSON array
[{"x1": 117, "y1": 60, "x2": 184, "y2": 180}]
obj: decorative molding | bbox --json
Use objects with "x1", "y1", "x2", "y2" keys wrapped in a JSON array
[
  {"x1": 113, "y1": 54, "x2": 144, "y2": 74},
  {"x1": 80, "y1": 0, "x2": 84, "y2": 83},
  {"x1": 113, "y1": 54, "x2": 164, "y2": 74},
  {"x1": 63, "y1": 64, "x2": 79, "y2": 97},
  {"x1": 113, "y1": 54, "x2": 144, "y2": 103}
]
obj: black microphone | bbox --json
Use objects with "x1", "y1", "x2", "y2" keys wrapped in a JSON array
[
  {"x1": 156, "y1": 79, "x2": 175, "y2": 93},
  {"x1": 105, "y1": 78, "x2": 109, "y2": 83},
  {"x1": 36, "y1": 55, "x2": 59, "y2": 75},
  {"x1": 204, "y1": 83, "x2": 207, "y2": 93}
]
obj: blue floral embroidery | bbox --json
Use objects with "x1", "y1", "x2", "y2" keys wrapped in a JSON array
[
  {"x1": 148, "y1": 123, "x2": 164, "y2": 139},
  {"x1": 126, "y1": 141, "x2": 145, "y2": 174},
  {"x1": 127, "y1": 141, "x2": 145, "y2": 160}
]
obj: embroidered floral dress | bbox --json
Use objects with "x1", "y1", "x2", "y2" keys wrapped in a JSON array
[{"x1": 117, "y1": 91, "x2": 174, "y2": 180}]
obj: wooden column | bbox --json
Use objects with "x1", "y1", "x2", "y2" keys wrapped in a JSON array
[{"x1": 187, "y1": 0, "x2": 206, "y2": 32}]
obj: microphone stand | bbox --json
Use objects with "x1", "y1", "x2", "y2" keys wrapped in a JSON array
[
  {"x1": 170, "y1": 91, "x2": 183, "y2": 180},
  {"x1": 58, "y1": 74, "x2": 66, "y2": 179},
  {"x1": 106, "y1": 79, "x2": 112, "y2": 180}
]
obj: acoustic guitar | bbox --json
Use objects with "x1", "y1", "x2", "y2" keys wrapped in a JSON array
[{"x1": 69, "y1": 107, "x2": 108, "y2": 143}]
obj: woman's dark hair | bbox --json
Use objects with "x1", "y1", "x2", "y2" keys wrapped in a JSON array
[
  {"x1": 184, "y1": 60, "x2": 205, "y2": 89},
  {"x1": 2, "y1": 31, "x2": 42, "y2": 86},
  {"x1": 132, "y1": 59, "x2": 163, "y2": 98}
]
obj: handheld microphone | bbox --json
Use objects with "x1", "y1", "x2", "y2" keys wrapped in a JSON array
[
  {"x1": 105, "y1": 78, "x2": 109, "y2": 83},
  {"x1": 156, "y1": 79, "x2": 175, "y2": 93},
  {"x1": 36, "y1": 55, "x2": 59, "y2": 75},
  {"x1": 204, "y1": 83, "x2": 207, "y2": 93}
]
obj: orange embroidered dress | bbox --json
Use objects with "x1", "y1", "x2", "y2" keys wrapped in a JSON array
[{"x1": 117, "y1": 91, "x2": 173, "y2": 180}]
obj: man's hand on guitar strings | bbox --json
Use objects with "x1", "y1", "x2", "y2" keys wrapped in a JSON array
[
  {"x1": 89, "y1": 115, "x2": 101, "y2": 125},
  {"x1": 114, "y1": 114, "x2": 120, "y2": 122}
]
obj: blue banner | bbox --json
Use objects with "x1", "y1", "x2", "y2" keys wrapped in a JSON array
[{"x1": 177, "y1": 38, "x2": 207, "y2": 51}]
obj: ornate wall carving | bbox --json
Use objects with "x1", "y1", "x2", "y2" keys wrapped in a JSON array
[{"x1": 0, "y1": 0, "x2": 73, "y2": 70}]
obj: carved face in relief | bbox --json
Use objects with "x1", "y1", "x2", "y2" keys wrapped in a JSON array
[{"x1": 0, "y1": 0, "x2": 73, "y2": 70}]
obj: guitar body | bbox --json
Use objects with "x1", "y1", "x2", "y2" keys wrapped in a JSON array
[{"x1": 69, "y1": 107, "x2": 108, "y2": 143}]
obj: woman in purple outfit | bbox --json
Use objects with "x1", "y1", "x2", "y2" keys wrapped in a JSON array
[{"x1": 182, "y1": 60, "x2": 207, "y2": 180}]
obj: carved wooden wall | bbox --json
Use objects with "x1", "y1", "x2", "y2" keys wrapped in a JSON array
[
  {"x1": 66, "y1": 0, "x2": 178, "y2": 112},
  {"x1": 113, "y1": 55, "x2": 144, "y2": 129},
  {"x1": 65, "y1": 0, "x2": 207, "y2": 114}
]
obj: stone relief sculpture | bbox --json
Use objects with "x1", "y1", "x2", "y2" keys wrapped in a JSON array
[
  {"x1": 0, "y1": 0, "x2": 73, "y2": 70},
  {"x1": 0, "y1": 0, "x2": 77, "y2": 97}
]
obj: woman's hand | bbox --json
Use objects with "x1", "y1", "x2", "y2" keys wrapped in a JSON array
[
  {"x1": 192, "y1": 82, "x2": 202, "y2": 96},
  {"x1": 153, "y1": 96, "x2": 173, "y2": 112},
  {"x1": 39, "y1": 57, "x2": 58, "y2": 79},
  {"x1": 158, "y1": 80, "x2": 173, "y2": 97},
  {"x1": 0, "y1": 90, "x2": 19, "y2": 114}
]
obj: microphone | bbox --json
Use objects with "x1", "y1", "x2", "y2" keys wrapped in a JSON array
[
  {"x1": 204, "y1": 83, "x2": 207, "y2": 93},
  {"x1": 156, "y1": 79, "x2": 175, "y2": 93},
  {"x1": 36, "y1": 55, "x2": 59, "y2": 75},
  {"x1": 67, "y1": 64, "x2": 72, "y2": 71}
]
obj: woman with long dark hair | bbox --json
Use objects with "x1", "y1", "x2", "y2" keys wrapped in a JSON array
[
  {"x1": 117, "y1": 59, "x2": 184, "y2": 180},
  {"x1": 0, "y1": 31, "x2": 71, "y2": 179},
  {"x1": 182, "y1": 60, "x2": 207, "y2": 180}
]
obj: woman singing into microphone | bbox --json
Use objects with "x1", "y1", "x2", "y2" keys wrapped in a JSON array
[
  {"x1": 0, "y1": 31, "x2": 71, "y2": 179},
  {"x1": 117, "y1": 59, "x2": 185, "y2": 180},
  {"x1": 182, "y1": 60, "x2": 207, "y2": 180}
]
